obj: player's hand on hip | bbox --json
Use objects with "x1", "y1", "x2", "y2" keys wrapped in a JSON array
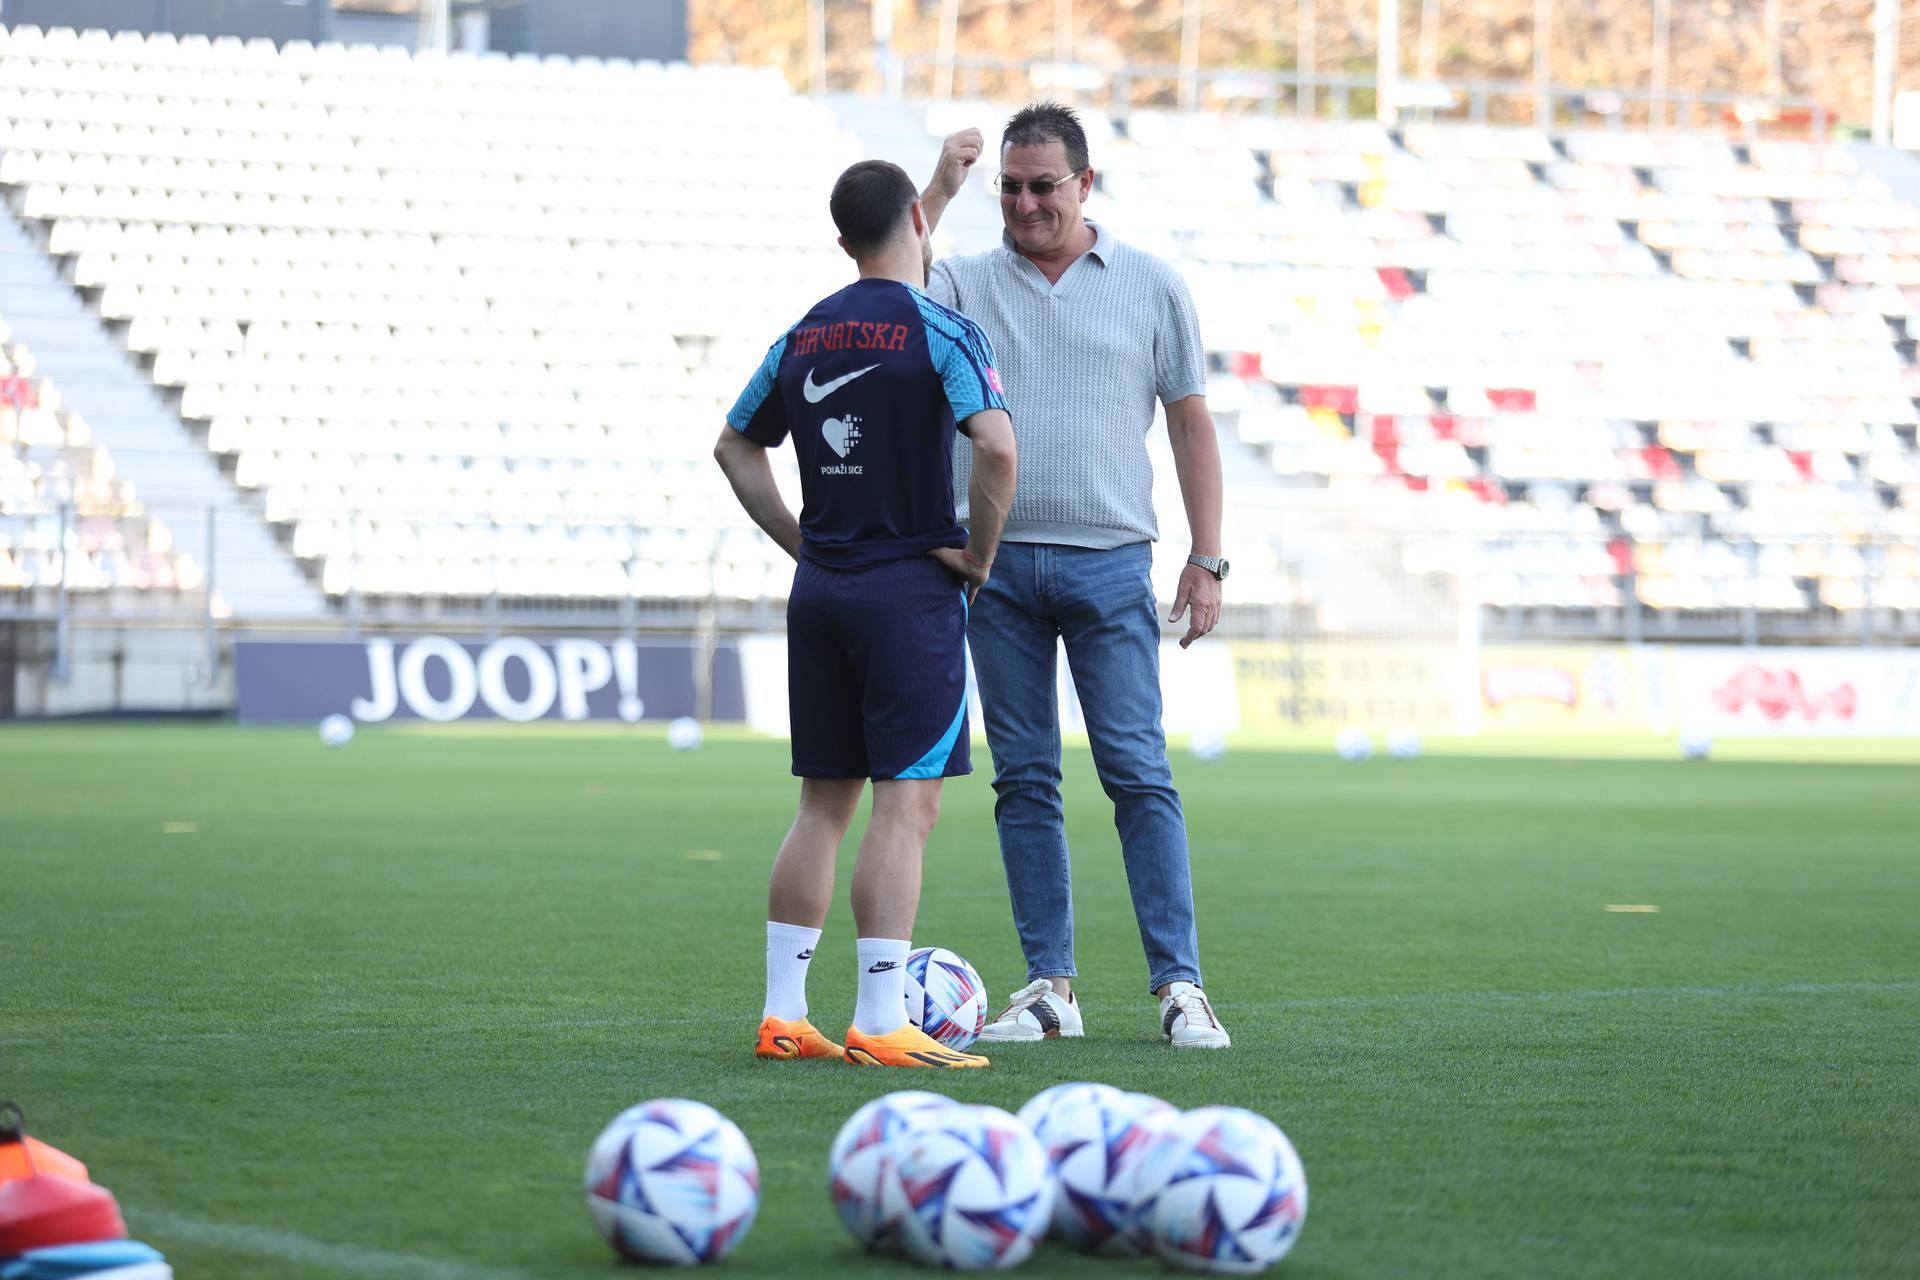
[
  {"x1": 929, "y1": 546, "x2": 990, "y2": 604},
  {"x1": 1169, "y1": 563, "x2": 1222, "y2": 649},
  {"x1": 933, "y1": 128, "x2": 984, "y2": 199}
]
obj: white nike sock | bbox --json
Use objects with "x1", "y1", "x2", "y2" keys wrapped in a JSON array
[
  {"x1": 853, "y1": 937, "x2": 911, "y2": 1035},
  {"x1": 763, "y1": 922, "x2": 822, "y2": 1021}
]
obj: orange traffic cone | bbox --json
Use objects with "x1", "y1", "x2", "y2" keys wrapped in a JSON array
[{"x1": 0, "y1": 1103, "x2": 126, "y2": 1256}]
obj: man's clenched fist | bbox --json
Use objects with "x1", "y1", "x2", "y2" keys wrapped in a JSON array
[{"x1": 931, "y1": 127, "x2": 984, "y2": 199}]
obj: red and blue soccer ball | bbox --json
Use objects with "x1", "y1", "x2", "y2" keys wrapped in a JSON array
[
  {"x1": 584, "y1": 1099, "x2": 760, "y2": 1266},
  {"x1": 1128, "y1": 1105, "x2": 1308, "y2": 1274},
  {"x1": 826, "y1": 1090, "x2": 957, "y2": 1252},
  {"x1": 884, "y1": 1103, "x2": 1056, "y2": 1271},
  {"x1": 903, "y1": 946, "x2": 988, "y2": 1051}
]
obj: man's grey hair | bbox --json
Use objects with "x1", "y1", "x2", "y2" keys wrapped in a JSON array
[{"x1": 1001, "y1": 101, "x2": 1090, "y2": 174}]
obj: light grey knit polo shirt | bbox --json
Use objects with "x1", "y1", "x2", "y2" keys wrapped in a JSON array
[{"x1": 927, "y1": 220, "x2": 1207, "y2": 549}]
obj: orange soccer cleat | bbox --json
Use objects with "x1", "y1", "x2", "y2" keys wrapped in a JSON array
[
  {"x1": 755, "y1": 1016, "x2": 846, "y2": 1060},
  {"x1": 842, "y1": 1023, "x2": 989, "y2": 1068}
]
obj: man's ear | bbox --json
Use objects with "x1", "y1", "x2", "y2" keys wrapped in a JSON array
[
  {"x1": 1079, "y1": 168, "x2": 1095, "y2": 202},
  {"x1": 910, "y1": 199, "x2": 929, "y2": 237},
  {"x1": 837, "y1": 233, "x2": 855, "y2": 260}
]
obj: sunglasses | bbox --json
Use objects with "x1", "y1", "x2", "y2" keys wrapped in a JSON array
[{"x1": 994, "y1": 170, "x2": 1084, "y2": 197}]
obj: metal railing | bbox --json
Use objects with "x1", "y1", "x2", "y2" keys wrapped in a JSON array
[{"x1": 892, "y1": 53, "x2": 1833, "y2": 138}]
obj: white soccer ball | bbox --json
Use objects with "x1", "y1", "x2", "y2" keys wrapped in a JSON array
[
  {"x1": 903, "y1": 946, "x2": 988, "y2": 1051},
  {"x1": 584, "y1": 1099, "x2": 760, "y2": 1266},
  {"x1": 1386, "y1": 727, "x2": 1421, "y2": 760},
  {"x1": 1133, "y1": 1105, "x2": 1307, "y2": 1274},
  {"x1": 1040, "y1": 1089, "x2": 1179, "y2": 1255},
  {"x1": 1016, "y1": 1081, "x2": 1124, "y2": 1140},
  {"x1": 667, "y1": 716, "x2": 704, "y2": 751},
  {"x1": 887, "y1": 1104, "x2": 1056, "y2": 1270},
  {"x1": 318, "y1": 714, "x2": 354, "y2": 748},
  {"x1": 1189, "y1": 730, "x2": 1228, "y2": 762},
  {"x1": 1334, "y1": 727, "x2": 1372, "y2": 761},
  {"x1": 1680, "y1": 731, "x2": 1712, "y2": 761},
  {"x1": 828, "y1": 1090, "x2": 957, "y2": 1252}
]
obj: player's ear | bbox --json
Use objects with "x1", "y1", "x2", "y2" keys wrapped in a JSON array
[
  {"x1": 909, "y1": 199, "x2": 928, "y2": 238},
  {"x1": 836, "y1": 234, "x2": 855, "y2": 261}
]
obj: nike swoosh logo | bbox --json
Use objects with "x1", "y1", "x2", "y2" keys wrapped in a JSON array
[
  {"x1": 796, "y1": 949, "x2": 814, "y2": 960},
  {"x1": 803, "y1": 363, "x2": 881, "y2": 403},
  {"x1": 866, "y1": 960, "x2": 899, "y2": 973}
]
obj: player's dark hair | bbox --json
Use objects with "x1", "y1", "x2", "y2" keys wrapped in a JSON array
[
  {"x1": 1002, "y1": 101, "x2": 1090, "y2": 174},
  {"x1": 829, "y1": 159, "x2": 919, "y2": 256}
]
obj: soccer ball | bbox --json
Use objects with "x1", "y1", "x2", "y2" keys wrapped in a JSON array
[
  {"x1": 1040, "y1": 1089, "x2": 1179, "y2": 1255},
  {"x1": 886, "y1": 1104, "x2": 1056, "y2": 1270},
  {"x1": 667, "y1": 716, "x2": 703, "y2": 751},
  {"x1": 1132, "y1": 1105, "x2": 1307, "y2": 1274},
  {"x1": 583, "y1": 1099, "x2": 760, "y2": 1265},
  {"x1": 1016, "y1": 1081, "x2": 1124, "y2": 1139},
  {"x1": 1680, "y1": 731, "x2": 1712, "y2": 761},
  {"x1": 1189, "y1": 730, "x2": 1228, "y2": 762},
  {"x1": 1334, "y1": 727, "x2": 1372, "y2": 761},
  {"x1": 903, "y1": 946, "x2": 988, "y2": 1051},
  {"x1": 318, "y1": 714, "x2": 354, "y2": 748},
  {"x1": 827, "y1": 1090, "x2": 957, "y2": 1252},
  {"x1": 1386, "y1": 727, "x2": 1421, "y2": 760}
]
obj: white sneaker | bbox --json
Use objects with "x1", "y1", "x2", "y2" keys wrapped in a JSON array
[
  {"x1": 1159, "y1": 982, "x2": 1231, "y2": 1049},
  {"x1": 978, "y1": 979, "x2": 1084, "y2": 1042}
]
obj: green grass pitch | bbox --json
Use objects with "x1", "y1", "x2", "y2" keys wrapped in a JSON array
[{"x1": 3, "y1": 723, "x2": 1917, "y2": 1278}]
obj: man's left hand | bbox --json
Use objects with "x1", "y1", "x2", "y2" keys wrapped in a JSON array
[{"x1": 1168, "y1": 564, "x2": 1222, "y2": 649}]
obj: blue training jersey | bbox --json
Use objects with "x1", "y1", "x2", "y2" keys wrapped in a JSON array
[{"x1": 725, "y1": 277, "x2": 1007, "y2": 569}]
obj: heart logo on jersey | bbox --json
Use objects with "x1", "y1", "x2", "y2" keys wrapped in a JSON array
[{"x1": 823, "y1": 415, "x2": 862, "y2": 458}]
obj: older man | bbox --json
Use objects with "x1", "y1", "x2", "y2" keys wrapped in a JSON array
[{"x1": 919, "y1": 102, "x2": 1231, "y2": 1048}]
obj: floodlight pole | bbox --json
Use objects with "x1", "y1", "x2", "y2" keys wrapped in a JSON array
[
  {"x1": 1179, "y1": 0, "x2": 1202, "y2": 112},
  {"x1": 809, "y1": 0, "x2": 827, "y2": 96},
  {"x1": 1299, "y1": 0, "x2": 1317, "y2": 116},
  {"x1": 873, "y1": 0, "x2": 899, "y2": 99},
  {"x1": 1377, "y1": 0, "x2": 1399, "y2": 122},
  {"x1": 1652, "y1": 0, "x2": 1671, "y2": 129},
  {"x1": 416, "y1": 0, "x2": 451, "y2": 54},
  {"x1": 1532, "y1": 0, "x2": 1550, "y2": 127},
  {"x1": 1872, "y1": 0, "x2": 1896, "y2": 145},
  {"x1": 1764, "y1": 0, "x2": 1782, "y2": 99},
  {"x1": 1417, "y1": 0, "x2": 1440, "y2": 82},
  {"x1": 935, "y1": 0, "x2": 959, "y2": 100}
]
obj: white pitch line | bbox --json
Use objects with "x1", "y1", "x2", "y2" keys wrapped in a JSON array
[{"x1": 128, "y1": 1208, "x2": 541, "y2": 1280}]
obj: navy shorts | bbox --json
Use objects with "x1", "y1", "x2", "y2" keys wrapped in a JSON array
[{"x1": 787, "y1": 555, "x2": 972, "y2": 781}]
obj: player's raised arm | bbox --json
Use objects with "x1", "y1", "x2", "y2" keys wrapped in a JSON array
[
  {"x1": 713, "y1": 427, "x2": 803, "y2": 562},
  {"x1": 920, "y1": 127, "x2": 982, "y2": 236}
]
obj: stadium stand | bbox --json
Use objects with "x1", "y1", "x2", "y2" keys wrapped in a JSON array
[
  {"x1": 0, "y1": 325, "x2": 200, "y2": 599},
  {"x1": 1087, "y1": 110, "x2": 1920, "y2": 623},
  {"x1": 0, "y1": 22, "x2": 1915, "y2": 632}
]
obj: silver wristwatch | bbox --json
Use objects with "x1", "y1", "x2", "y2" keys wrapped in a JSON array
[{"x1": 1187, "y1": 554, "x2": 1229, "y2": 581}]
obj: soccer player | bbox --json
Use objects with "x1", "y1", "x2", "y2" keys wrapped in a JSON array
[{"x1": 715, "y1": 159, "x2": 1017, "y2": 1068}]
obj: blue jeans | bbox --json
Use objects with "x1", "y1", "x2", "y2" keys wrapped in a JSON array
[{"x1": 968, "y1": 541, "x2": 1202, "y2": 994}]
